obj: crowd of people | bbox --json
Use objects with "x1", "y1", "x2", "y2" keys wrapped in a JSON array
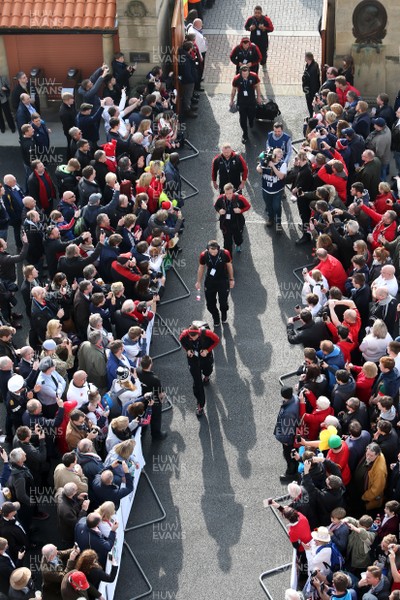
[
  {"x1": 1, "y1": 2, "x2": 400, "y2": 599},
  {"x1": 0, "y1": 40, "x2": 208, "y2": 598},
  {"x1": 272, "y1": 55, "x2": 400, "y2": 600}
]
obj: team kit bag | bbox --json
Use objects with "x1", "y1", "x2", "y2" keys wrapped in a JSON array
[{"x1": 256, "y1": 99, "x2": 281, "y2": 121}]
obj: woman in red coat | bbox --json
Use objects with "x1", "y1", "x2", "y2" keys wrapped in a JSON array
[{"x1": 299, "y1": 392, "x2": 334, "y2": 441}]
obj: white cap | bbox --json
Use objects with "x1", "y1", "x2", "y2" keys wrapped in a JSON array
[{"x1": 8, "y1": 375, "x2": 25, "y2": 393}]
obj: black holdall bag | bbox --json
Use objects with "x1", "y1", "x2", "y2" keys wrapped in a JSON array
[{"x1": 256, "y1": 99, "x2": 281, "y2": 122}]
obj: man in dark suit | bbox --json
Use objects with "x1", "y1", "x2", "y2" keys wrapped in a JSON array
[
  {"x1": 74, "y1": 512, "x2": 117, "y2": 568},
  {"x1": 0, "y1": 502, "x2": 29, "y2": 563},
  {"x1": 57, "y1": 482, "x2": 89, "y2": 547},
  {"x1": 15, "y1": 94, "x2": 36, "y2": 135},
  {"x1": 73, "y1": 281, "x2": 93, "y2": 341},
  {"x1": 287, "y1": 309, "x2": 331, "y2": 349},
  {"x1": 0, "y1": 536, "x2": 25, "y2": 595},
  {"x1": 11, "y1": 72, "x2": 40, "y2": 113},
  {"x1": 59, "y1": 93, "x2": 77, "y2": 157},
  {"x1": 2, "y1": 174, "x2": 24, "y2": 251}
]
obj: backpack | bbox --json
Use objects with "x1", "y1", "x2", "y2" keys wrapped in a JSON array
[
  {"x1": 316, "y1": 541, "x2": 344, "y2": 572},
  {"x1": 101, "y1": 383, "x2": 127, "y2": 419},
  {"x1": 73, "y1": 217, "x2": 87, "y2": 236},
  {"x1": 255, "y1": 100, "x2": 281, "y2": 122}
]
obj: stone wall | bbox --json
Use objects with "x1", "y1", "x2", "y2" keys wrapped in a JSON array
[
  {"x1": 117, "y1": 0, "x2": 174, "y2": 85},
  {"x1": 334, "y1": 0, "x2": 400, "y2": 102}
]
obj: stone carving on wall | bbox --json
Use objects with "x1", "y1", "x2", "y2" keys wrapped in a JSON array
[
  {"x1": 352, "y1": 0, "x2": 387, "y2": 48},
  {"x1": 125, "y1": 1, "x2": 147, "y2": 18}
]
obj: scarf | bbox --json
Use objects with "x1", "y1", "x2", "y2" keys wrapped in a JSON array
[{"x1": 33, "y1": 170, "x2": 56, "y2": 210}]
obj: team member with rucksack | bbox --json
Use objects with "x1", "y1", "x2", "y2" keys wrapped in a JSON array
[
  {"x1": 195, "y1": 240, "x2": 234, "y2": 328},
  {"x1": 179, "y1": 322, "x2": 220, "y2": 417}
]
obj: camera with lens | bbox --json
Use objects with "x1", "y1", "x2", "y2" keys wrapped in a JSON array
[{"x1": 262, "y1": 148, "x2": 274, "y2": 166}]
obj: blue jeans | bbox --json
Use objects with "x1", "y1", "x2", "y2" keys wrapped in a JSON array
[
  {"x1": 394, "y1": 151, "x2": 400, "y2": 175},
  {"x1": 262, "y1": 189, "x2": 283, "y2": 223},
  {"x1": 381, "y1": 163, "x2": 389, "y2": 181}
]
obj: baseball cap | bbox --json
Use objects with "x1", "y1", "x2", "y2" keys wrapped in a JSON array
[
  {"x1": 372, "y1": 117, "x2": 386, "y2": 127},
  {"x1": 7, "y1": 375, "x2": 25, "y2": 393},
  {"x1": 43, "y1": 339, "x2": 57, "y2": 351},
  {"x1": 38, "y1": 357, "x2": 54, "y2": 372},
  {"x1": 69, "y1": 571, "x2": 90, "y2": 591},
  {"x1": 88, "y1": 193, "x2": 102, "y2": 206},
  {"x1": 341, "y1": 127, "x2": 354, "y2": 137}
]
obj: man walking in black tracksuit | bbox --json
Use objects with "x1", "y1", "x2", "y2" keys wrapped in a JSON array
[
  {"x1": 211, "y1": 144, "x2": 248, "y2": 194},
  {"x1": 179, "y1": 323, "x2": 220, "y2": 417},
  {"x1": 214, "y1": 183, "x2": 251, "y2": 255},
  {"x1": 195, "y1": 241, "x2": 234, "y2": 328},
  {"x1": 230, "y1": 66, "x2": 261, "y2": 144}
]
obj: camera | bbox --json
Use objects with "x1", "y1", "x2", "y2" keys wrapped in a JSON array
[
  {"x1": 310, "y1": 570, "x2": 318, "y2": 578},
  {"x1": 290, "y1": 448, "x2": 297, "y2": 457},
  {"x1": 262, "y1": 149, "x2": 274, "y2": 166}
]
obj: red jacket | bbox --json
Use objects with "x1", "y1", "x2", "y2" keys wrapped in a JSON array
[
  {"x1": 360, "y1": 204, "x2": 397, "y2": 250},
  {"x1": 288, "y1": 512, "x2": 312, "y2": 552},
  {"x1": 327, "y1": 442, "x2": 351, "y2": 485},
  {"x1": 317, "y1": 150, "x2": 348, "y2": 202},
  {"x1": 135, "y1": 183, "x2": 161, "y2": 214},
  {"x1": 335, "y1": 83, "x2": 361, "y2": 106},
  {"x1": 131, "y1": 302, "x2": 154, "y2": 324},
  {"x1": 373, "y1": 192, "x2": 396, "y2": 214},
  {"x1": 299, "y1": 403, "x2": 334, "y2": 441},
  {"x1": 180, "y1": 328, "x2": 220, "y2": 353},
  {"x1": 314, "y1": 254, "x2": 348, "y2": 292},
  {"x1": 351, "y1": 365, "x2": 375, "y2": 405},
  {"x1": 111, "y1": 261, "x2": 142, "y2": 282}
]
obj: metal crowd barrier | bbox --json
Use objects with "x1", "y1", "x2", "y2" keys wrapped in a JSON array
[
  {"x1": 259, "y1": 495, "x2": 298, "y2": 597},
  {"x1": 114, "y1": 136, "x2": 199, "y2": 600}
]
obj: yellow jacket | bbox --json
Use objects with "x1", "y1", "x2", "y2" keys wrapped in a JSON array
[{"x1": 362, "y1": 453, "x2": 387, "y2": 510}]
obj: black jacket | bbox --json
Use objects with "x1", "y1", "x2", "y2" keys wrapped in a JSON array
[
  {"x1": 302, "y1": 60, "x2": 320, "y2": 96},
  {"x1": 0, "y1": 554, "x2": 23, "y2": 595},
  {"x1": 44, "y1": 235, "x2": 84, "y2": 279},
  {"x1": 59, "y1": 102, "x2": 77, "y2": 136},
  {"x1": 0, "y1": 244, "x2": 28, "y2": 282},
  {"x1": 113, "y1": 310, "x2": 140, "y2": 339},
  {"x1": 57, "y1": 242, "x2": 103, "y2": 284},
  {"x1": 302, "y1": 466, "x2": 345, "y2": 525},
  {"x1": 0, "y1": 517, "x2": 28, "y2": 563},
  {"x1": 75, "y1": 450, "x2": 104, "y2": 483},
  {"x1": 31, "y1": 297, "x2": 60, "y2": 343},
  {"x1": 287, "y1": 319, "x2": 331, "y2": 349},
  {"x1": 20, "y1": 136, "x2": 37, "y2": 167},
  {"x1": 74, "y1": 517, "x2": 116, "y2": 569},
  {"x1": 57, "y1": 492, "x2": 88, "y2": 544}
]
